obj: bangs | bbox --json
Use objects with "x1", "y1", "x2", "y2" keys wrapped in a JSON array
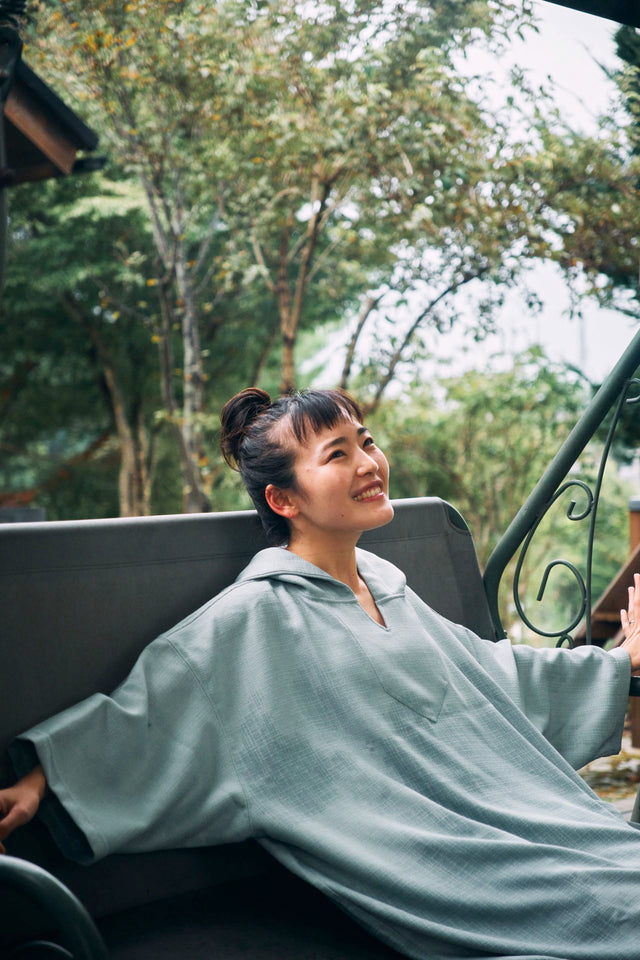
[{"x1": 283, "y1": 390, "x2": 363, "y2": 444}]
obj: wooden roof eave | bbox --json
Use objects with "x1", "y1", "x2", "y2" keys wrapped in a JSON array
[
  {"x1": 544, "y1": 0, "x2": 640, "y2": 29},
  {"x1": 2, "y1": 59, "x2": 102, "y2": 187}
]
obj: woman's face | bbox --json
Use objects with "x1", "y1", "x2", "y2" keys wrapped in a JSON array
[{"x1": 272, "y1": 415, "x2": 394, "y2": 544}]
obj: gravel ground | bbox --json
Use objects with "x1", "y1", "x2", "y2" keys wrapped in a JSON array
[{"x1": 579, "y1": 729, "x2": 640, "y2": 813}]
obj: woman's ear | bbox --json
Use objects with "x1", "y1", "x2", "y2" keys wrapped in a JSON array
[{"x1": 265, "y1": 484, "x2": 299, "y2": 519}]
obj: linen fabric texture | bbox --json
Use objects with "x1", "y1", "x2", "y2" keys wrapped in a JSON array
[{"x1": 9, "y1": 548, "x2": 640, "y2": 960}]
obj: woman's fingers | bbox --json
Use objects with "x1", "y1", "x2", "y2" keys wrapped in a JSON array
[{"x1": 0, "y1": 771, "x2": 46, "y2": 853}]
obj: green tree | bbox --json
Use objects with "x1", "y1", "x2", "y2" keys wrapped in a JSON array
[
  {"x1": 1, "y1": 173, "x2": 159, "y2": 517},
  {"x1": 515, "y1": 25, "x2": 640, "y2": 468},
  {"x1": 14, "y1": 0, "x2": 550, "y2": 512},
  {"x1": 13, "y1": 0, "x2": 629, "y2": 522},
  {"x1": 509, "y1": 25, "x2": 640, "y2": 322}
]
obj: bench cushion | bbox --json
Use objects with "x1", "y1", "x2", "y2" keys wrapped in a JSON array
[{"x1": 0, "y1": 497, "x2": 493, "y2": 753}]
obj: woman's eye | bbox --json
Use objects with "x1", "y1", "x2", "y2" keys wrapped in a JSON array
[
  {"x1": 328, "y1": 449, "x2": 345, "y2": 460},
  {"x1": 363, "y1": 436, "x2": 375, "y2": 448}
]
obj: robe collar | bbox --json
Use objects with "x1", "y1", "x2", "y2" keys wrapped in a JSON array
[{"x1": 236, "y1": 546, "x2": 407, "y2": 604}]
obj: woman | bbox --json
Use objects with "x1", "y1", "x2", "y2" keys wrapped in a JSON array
[{"x1": 2, "y1": 386, "x2": 640, "y2": 960}]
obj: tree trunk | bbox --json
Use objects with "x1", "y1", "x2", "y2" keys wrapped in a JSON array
[
  {"x1": 156, "y1": 280, "x2": 211, "y2": 513},
  {"x1": 250, "y1": 317, "x2": 281, "y2": 387},
  {"x1": 140, "y1": 171, "x2": 211, "y2": 513},
  {"x1": 96, "y1": 350, "x2": 150, "y2": 516},
  {"x1": 62, "y1": 295, "x2": 150, "y2": 517},
  {"x1": 276, "y1": 226, "x2": 296, "y2": 395},
  {"x1": 275, "y1": 181, "x2": 329, "y2": 396},
  {"x1": 175, "y1": 238, "x2": 211, "y2": 513}
]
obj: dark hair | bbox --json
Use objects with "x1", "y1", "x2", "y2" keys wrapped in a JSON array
[{"x1": 220, "y1": 387, "x2": 363, "y2": 545}]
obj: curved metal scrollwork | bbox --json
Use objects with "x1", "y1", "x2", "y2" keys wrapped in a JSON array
[{"x1": 512, "y1": 378, "x2": 640, "y2": 649}]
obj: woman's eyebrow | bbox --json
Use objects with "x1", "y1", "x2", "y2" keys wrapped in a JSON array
[{"x1": 320, "y1": 427, "x2": 368, "y2": 452}]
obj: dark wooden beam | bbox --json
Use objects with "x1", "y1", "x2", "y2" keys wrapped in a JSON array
[
  {"x1": 543, "y1": 0, "x2": 640, "y2": 29},
  {"x1": 4, "y1": 81, "x2": 77, "y2": 177}
]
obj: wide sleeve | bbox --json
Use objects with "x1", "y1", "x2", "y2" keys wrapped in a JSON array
[
  {"x1": 406, "y1": 588, "x2": 631, "y2": 770},
  {"x1": 455, "y1": 626, "x2": 630, "y2": 770},
  {"x1": 8, "y1": 632, "x2": 251, "y2": 864},
  {"x1": 501, "y1": 642, "x2": 630, "y2": 769}
]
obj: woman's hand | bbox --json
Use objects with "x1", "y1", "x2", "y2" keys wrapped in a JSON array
[
  {"x1": 0, "y1": 765, "x2": 47, "y2": 854},
  {"x1": 620, "y1": 573, "x2": 640, "y2": 673}
]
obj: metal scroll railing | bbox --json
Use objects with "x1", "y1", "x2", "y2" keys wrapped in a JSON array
[{"x1": 483, "y1": 325, "x2": 640, "y2": 694}]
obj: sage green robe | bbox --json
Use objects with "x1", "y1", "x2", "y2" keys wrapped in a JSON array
[{"x1": 10, "y1": 548, "x2": 639, "y2": 960}]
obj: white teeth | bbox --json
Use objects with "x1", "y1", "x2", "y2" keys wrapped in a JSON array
[{"x1": 354, "y1": 486, "x2": 382, "y2": 502}]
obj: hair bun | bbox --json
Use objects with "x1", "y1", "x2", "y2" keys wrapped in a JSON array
[{"x1": 220, "y1": 388, "x2": 272, "y2": 468}]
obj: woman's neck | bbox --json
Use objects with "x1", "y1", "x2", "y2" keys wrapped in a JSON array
[
  {"x1": 287, "y1": 534, "x2": 385, "y2": 626},
  {"x1": 286, "y1": 533, "x2": 361, "y2": 592}
]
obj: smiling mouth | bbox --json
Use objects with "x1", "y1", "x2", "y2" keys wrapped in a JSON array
[{"x1": 353, "y1": 485, "x2": 383, "y2": 502}]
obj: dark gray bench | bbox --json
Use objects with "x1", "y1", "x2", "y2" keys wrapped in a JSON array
[{"x1": 0, "y1": 497, "x2": 495, "y2": 958}]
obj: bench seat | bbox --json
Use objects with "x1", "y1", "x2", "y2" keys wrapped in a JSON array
[{"x1": 0, "y1": 497, "x2": 494, "y2": 956}]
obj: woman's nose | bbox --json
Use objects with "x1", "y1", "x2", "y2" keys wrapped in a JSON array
[{"x1": 356, "y1": 449, "x2": 378, "y2": 473}]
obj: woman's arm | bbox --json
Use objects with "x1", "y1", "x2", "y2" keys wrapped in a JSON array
[{"x1": 0, "y1": 765, "x2": 47, "y2": 854}]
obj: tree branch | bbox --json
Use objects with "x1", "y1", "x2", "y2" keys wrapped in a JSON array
[
  {"x1": 339, "y1": 294, "x2": 382, "y2": 390},
  {"x1": 364, "y1": 267, "x2": 489, "y2": 414},
  {"x1": 251, "y1": 231, "x2": 276, "y2": 293},
  {"x1": 290, "y1": 178, "x2": 331, "y2": 331}
]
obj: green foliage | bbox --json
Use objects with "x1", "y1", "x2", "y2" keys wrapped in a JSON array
[
  {"x1": 22, "y1": 0, "x2": 544, "y2": 365},
  {"x1": 515, "y1": 24, "x2": 640, "y2": 311},
  {"x1": 615, "y1": 25, "x2": 640, "y2": 156},
  {"x1": 36, "y1": 447, "x2": 121, "y2": 521},
  {"x1": 4, "y1": 0, "x2": 550, "y2": 514},
  {"x1": 533, "y1": 125, "x2": 640, "y2": 293},
  {"x1": 370, "y1": 348, "x2": 587, "y2": 562},
  {"x1": 368, "y1": 348, "x2": 634, "y2": 640},
  {"x1": 1, "y1": 172, "x2": 156, "y2": 514},
  {"x1": 4, "y1": 0, "x2": 635, "y2": 522}
]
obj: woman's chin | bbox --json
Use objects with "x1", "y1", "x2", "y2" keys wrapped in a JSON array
[{"x1": 364, "y1": 500, "x2": 394, "y2": 531}]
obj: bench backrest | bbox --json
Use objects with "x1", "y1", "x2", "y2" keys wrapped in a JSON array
[{"x1": 0, "y1": 497, "x2": 495, "y2": 753}]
